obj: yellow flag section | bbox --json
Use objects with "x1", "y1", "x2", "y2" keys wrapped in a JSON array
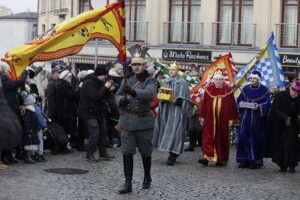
[
  {"x1": 233, "y1": 47, "x2": 267, "y2": 98},
  {"x1": 190, "y1": 54, "x2": 236, "y2": 107},
  {"x1": 1, "y1": 1, "x2": 126, "y2": 80}
]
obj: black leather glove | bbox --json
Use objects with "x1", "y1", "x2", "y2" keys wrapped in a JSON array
[
  {"x1": 123, "y1": 86, "x2": 137, "y2": 97},
  {"x1": 174, "y1": 98, "x2": 183, "y2": 106},
  {"x1": 119, "y1": 97, "x2": 130, "y2": 107}
]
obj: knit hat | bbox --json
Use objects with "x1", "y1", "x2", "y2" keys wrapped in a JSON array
[
  {"x1": 20, "y1": 91, "x2": 36, "y2": 106},
  {"x1": 291, "y1": 81, "x2": 300, "y2": 92},
  {"x1": 59, "y1": 70, "x2": 72, "y2": 80},
  {"x1": 94, "y1": 65, "x2": 108, "y2": 76},
  {"x1": 52, "y1": 66, "x2": 62, "y2": 74}
]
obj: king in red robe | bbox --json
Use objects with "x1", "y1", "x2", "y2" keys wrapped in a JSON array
[{"x1": 199, "y1": 73, "x2": 238, "y2": 166}]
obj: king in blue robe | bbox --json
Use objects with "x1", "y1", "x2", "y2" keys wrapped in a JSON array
[{"x1": 236, "y1": 71, "x2": 271, "y2": 169}]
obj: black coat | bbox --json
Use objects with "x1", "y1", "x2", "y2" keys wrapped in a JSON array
[
  {"x1": 0, "y1": 84, "x2": 22, "y2": 149},
  {"x1": 21, "y1": 109, "x2": 40, "y2": 146},
  {"x1": 79, "y1": 73, "x2": 110, "y2": 120},
  {"x1": 56, "y1": 79, "x2": 78, "y2": 135},
  {"x1": 264, "y1": 91, "x2": 300, "y2": 167},
  {"x1": 1, "y1": 71, "x2": 27, "y2": 114},
  {"x1": 46, "y1": 77, "x2": 58, "y2": 121}
]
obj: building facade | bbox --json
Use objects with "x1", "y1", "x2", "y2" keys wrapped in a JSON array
[
  {"x1": 37, "y1": 0, "x2": 300, "y2": 79},
  {"x1": 0, "y1": 12, "x2": 37, "y2": 59}
]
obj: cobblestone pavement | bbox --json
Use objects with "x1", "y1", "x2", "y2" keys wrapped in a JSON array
[{"x1": 0, "y1": 145, "x2": 300, "y2": 200}]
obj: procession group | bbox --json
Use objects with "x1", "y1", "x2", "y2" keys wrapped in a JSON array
[{"x1": 0, "y1": 44, "x2": 299, "y2": 195}]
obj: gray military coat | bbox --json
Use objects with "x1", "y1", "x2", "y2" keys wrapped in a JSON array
[{"x1": 115, "y1": 75, "x2": 157, "y2": 131}]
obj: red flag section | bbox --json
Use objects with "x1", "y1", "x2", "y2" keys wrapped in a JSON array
[{"x1": 190, "y1": 54, "x2": 236, "y2": 107}]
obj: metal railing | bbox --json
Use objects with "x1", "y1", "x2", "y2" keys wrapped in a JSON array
[
  {"x1": 163, "y1": 22, "x2": 203, "y2": 44},
  {"x1": 276, "y1": 23, "x2": 300, "y2": 48},
  {"x1": 212, "y1": 22, "x2": 256, "y2": 47},
  {"x1": 126, "y1": 21, "x2": 148, "y2": 43}
]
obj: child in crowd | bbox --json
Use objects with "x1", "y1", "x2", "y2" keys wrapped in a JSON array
[
  {"x1": 32, "y1": 94, "x2": 47, "y2": 162},
  {"x1": 20, "y1": 91, "x2": 40, "y2": 164}
]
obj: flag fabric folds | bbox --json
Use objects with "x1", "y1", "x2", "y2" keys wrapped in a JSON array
[
  {"x1": 1, "y1": 1, "x2": 126, "y2": 80},
  {"x1": 234, "y1": 32, "x2": 285, "y2": 97},
  {"x1": 190, "y1": 54, "x2": 236, "y2": 106},
  {"x1": 146, "y1": 53, "x2": 200, "y2": 87}
]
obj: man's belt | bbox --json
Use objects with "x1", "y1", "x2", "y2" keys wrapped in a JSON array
[{"x1": 124, "y1": 108, "x2": 149, "y2": 117}]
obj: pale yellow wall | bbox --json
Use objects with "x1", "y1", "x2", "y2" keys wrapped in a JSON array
[
  {"x1": 147, "y1": 0, "x2": 161, "y2": 44},
  {"x1": 201, "y1": 0, "x2": 218, "y2": 45}
]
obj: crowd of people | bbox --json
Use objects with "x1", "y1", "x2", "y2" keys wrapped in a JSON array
[{"x1": 0, "y1": 44, "x2": 300, "y2": 194}]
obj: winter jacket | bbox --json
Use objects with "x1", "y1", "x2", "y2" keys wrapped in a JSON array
[
  {"x1": 79, "y1": 73, "x2": 111, "y2": 120},
  {"x1": 0, "y1": 83, "x2": 22, "y2": 149},
  {"x1": 1, "y1": 71, "x2": 27, "y2": 114},
  {"x1": 21, "y1": 108, "x2": 40, "y2": 146}
]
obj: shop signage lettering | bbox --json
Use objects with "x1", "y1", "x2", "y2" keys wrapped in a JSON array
[
  {"x1": 162, "y1": 49, "x2": 211, "y2": 61},
  {"x1": 280, "y1": 54, "x2": 300, "y2": 66}
]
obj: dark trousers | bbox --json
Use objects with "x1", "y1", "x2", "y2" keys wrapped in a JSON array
[{"x1": 84, "y1": 117, "x2": 107, "y2": 158}]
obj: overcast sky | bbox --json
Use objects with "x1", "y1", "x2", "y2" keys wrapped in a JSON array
[{"x1": 0, "y1": 0, "x2": 38, "y2": 14}]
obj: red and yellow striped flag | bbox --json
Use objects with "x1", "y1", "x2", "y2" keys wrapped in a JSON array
[
  {"x1": 1, "y1": 1, "x2": 126, "y2": 80},
  {"x1": 190, "y1": 54, "x2": 236, "y2": 107}
]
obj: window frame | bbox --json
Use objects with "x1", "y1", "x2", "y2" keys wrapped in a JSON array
[
  {"x1": 125, "y1": 0, "x2": 146, "y2": 42},
  {"x1": 168, "y1": 0, "x2": 201, "y2": 44},
  {"x1": 280, "y1": 0, "x2": 300, "y2": 48},
  {"x1": 217, "y1": 0, "x2": 254, "y2": 46},
  {"x1": 79, "y1": 0, "x2": 90, "y2": 14}
]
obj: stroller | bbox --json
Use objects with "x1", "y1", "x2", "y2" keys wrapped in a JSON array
[{"x1": 42, "y1": 113, "x2": 69, "y2": 154}]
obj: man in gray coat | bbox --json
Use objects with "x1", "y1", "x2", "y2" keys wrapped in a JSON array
[{"x1": 115, "y1": 44, "x2": 157, "y2": 194}]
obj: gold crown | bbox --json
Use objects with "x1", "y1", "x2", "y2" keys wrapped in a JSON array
[
  {"x1": 214, "y1": 68, "x2": 224, "y2": 75},
  {"x1": 169, "y1": 61, "x2": 181, "y2": 69}
]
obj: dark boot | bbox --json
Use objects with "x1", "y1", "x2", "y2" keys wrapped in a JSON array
[
  {"x1": 279, "y1": 166, "x2": 287, "y2": 172},
  {"x1": 24, "y1": 151, "x2": 35, "y2": 164},
  {"x1": 289, "y1": 167, "x2": 295, "y2": 173},
  {"x1": 198, "y1": 158, "x2": 208, "y2": 166},
  {"x1": 167, "y1": 153, "x2": 178, "y2": 166},
  {"x1": 15, "y1": 146, "x2": 23, "y2": 160},
  {"x1": 142, "y1": 156, "x2": 152, "y2": 189},
  {"x1": 184, "y1": 146, "x2": 195, "y2": 152},
  {"x1": 119, "y1": 154, "x2": 133, "y2": 194}
]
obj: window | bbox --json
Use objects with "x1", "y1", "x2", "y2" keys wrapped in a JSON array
[
  {"x1": 217, "y1": 0, "x2": 254, "y2": 46},
  {"x1": 168, "y1": 0, "x2": 201, "y2": 43},
  {"x1": 79, "y1": 0, "x2": 90, "y2": 13},
  {"x1": 125, "y1": 0, "x2": 147, "y2": 42},
  {"x1": 281, "y1": 0, "x2": 299, "y2": 47},
  {"x1": 42, "y1": 24, "x2": 46, "y2": 33},
  {"x1": 32, "y1": 24, "x2": 38, "y2": 39}
]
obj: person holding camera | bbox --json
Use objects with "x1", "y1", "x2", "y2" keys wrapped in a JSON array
[{"x1": 79, "y1": 64, "x2": 115, "y2": 161}]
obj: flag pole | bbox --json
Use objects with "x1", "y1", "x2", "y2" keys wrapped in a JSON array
[{"x1": 94, "y1": 39, "x2": 99, "y2": 69}]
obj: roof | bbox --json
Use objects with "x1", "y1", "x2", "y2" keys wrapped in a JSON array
[{"x1": 0, "y1": 12, "x2": 37, "y2": 20}]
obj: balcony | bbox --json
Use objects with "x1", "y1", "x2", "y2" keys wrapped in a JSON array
[
  {"x1": 212, "y1": 22, "x2": 256, "y2": 47},
  {"x1": 163, "y1": 22, "x2": 203, "y2": 44},
  {"x1": 276, "y1": 23, "x2": 300, "y2": 48},
  {"x1": 126, "y1": 21, "x2": 148, "y2": 43},
  {"x1": 54, "y1": 8, "x2": 69, "y2": 16}
]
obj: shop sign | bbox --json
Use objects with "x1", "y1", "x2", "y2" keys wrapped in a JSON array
[
  {"x1": 162, "y1": 49, "x2": 211, "y2": 62},
  {"x1": 280, "y1": 54, "x2": 300, "y2": 66}
]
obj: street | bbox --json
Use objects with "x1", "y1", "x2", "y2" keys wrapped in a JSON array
[{"x1": 0, "y1": 145, "x2": 299, "y2": 200}]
